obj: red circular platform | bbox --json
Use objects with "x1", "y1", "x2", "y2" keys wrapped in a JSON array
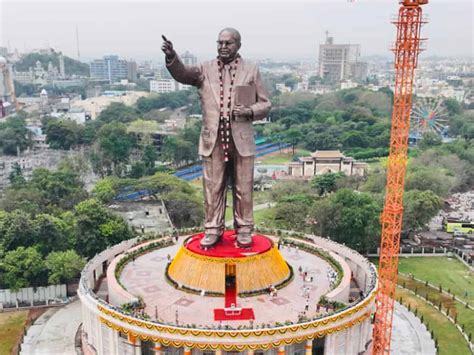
[{"x1": 185, "y1": 230, "x2": 273, "y2": 258}]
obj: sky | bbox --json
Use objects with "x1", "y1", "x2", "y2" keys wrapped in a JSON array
[{"x1": 0, "y1": 0, "x2": 472, "y2": 62}]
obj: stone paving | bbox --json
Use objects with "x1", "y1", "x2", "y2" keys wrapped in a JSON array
[
  {"x1": 20, "y1": 300, "x2": 82, "y2": 355},
  {"x1": 120, "y1": 237, "x2": 335, "y2": 327},
  {"x1": 391, "y1": 302, "x2": 436, "y2": 355}
]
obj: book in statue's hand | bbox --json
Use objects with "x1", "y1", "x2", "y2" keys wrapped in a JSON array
[{"x1": 235, "y1": 85, "x2": 256, "y2": 107}]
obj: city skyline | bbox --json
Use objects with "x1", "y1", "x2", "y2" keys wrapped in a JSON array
[{"x1": 1, "y1": 0, "x2": 472, "y2": 62}]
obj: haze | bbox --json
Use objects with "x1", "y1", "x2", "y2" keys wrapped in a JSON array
[{"x1": 0, "y1": 0, "x2": 472, "y2": 61}]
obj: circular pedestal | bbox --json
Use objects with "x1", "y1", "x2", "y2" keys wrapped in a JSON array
[{"x1": 167, "y1": 231, "x2": 291, "y2": 295}]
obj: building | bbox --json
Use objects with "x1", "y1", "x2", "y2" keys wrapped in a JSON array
[
  {"x1": 276, "y1": 83, "x2": 292, "y2": 93},
  {"x1": 150, "y1": 79, "x2": 176, "y2": 93},
  {"x1": 181, "y1": 51, "x2": 197, "y2": 66},
  {"x1": 59, "y1": 54, "x2": 66, "y2": 77},
  {"x1": 90, "y1": 55, "x2": 128, "y2": 84},
  {"x1": 318, "y1": 34, "x2": 367, "y2": 84},
  {"x1": 288, "y1": 150, "x2": 368, "y2": 178},
  {"x1": 78, "y1": 228, "x2": 377, "y2": 354},
  {"x1": 126, "y1": 61, "x2": 138, "y2": 82},
  {"x1": 0, "y1": 56, "x2": 15, "y2": 109}
]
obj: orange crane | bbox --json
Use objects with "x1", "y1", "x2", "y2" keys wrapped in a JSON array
[{"x1": 372, "y1": 0, "x2": 428, "y2": 354}]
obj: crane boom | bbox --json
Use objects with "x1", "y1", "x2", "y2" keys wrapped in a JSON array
[{"x1": 372, "y1": 1, "x2": 428, "y2": 354}]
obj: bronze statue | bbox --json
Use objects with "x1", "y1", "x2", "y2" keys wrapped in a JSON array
[{"x1": 161, "y1": 28, "x2": 271, "y2": 248}]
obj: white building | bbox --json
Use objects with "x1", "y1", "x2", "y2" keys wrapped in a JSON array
[
  {"x1": 276, "y1": 83, "x2": 292, "y2": 93},
  {"x1": 150, "y1": 79, "x2": 176, "y2": 93}
]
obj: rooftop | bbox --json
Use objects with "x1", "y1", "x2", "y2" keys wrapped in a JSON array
[
  {"x1": 118, "y1": 237, "x2": 342, "y2": 328},
  {"x1": 310, "y1": 150, "x2": 345, "y2": 159}
]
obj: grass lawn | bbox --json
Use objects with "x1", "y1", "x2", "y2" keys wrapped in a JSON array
[
  {"x1": 0, "y1": 310, "x2": 28, "y2": 355},
  {"x1": 254, "y1": 207, "x2": 276, "y2": 226},
  {"x1": 395, "y1": 288, "x2": 471, "y2": 355},
  {"x1": 256, "y1": 148, "x2": 310, "y2": 165},
  {"x1": 398, "y1": 273, "x2": 474, "y2": 339},
  {"x1": 397, "y1": 256, "x2": 474, "y2": 304}
]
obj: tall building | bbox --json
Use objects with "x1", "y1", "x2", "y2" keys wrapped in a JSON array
[
  {"x1": 59, "y1": 54, "x2": 66, "y2": 77},
  {"x1": 0, "y1": 56, "x2": 15, "y2": 105},
  {"x1": 90, "y1": 55, "x2": 128, "y2": 84},
  {"x1": 181, "y1": 51, "x2": 197, "y2": 66},
  {"x1": 318, "y1": 33, "x2": 367, "y2": 84},
  {"x1": 126, "y1": 61, "x2": 138, "y2": 82}
]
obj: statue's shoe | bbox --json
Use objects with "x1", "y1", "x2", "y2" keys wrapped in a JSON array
[
  {"x1": 236, "y1": 233, "x2": 253, "y2": 248},
  {"x1": 200, "y1": 233, "x2": 222, "y2": 247}
]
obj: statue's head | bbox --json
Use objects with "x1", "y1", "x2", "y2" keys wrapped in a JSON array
[{"x1": 217, "y1": 28, "x2": 241, "y2": 63}]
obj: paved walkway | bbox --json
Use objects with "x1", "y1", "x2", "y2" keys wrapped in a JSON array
[
  {"x1": 120, "y1": 238, "x2": 335, "y2": 327},
  {"x1": 391, "y1": 302, "x2": 436, "y2": 355},
  {"x1": 20, "y1": 300, "x2": 82, "y2": 355}
]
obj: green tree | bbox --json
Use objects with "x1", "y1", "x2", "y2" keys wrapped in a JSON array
[
  {"x1": 341, "y1": 131, "x2": 369, "y2": 149},
  {"x1": 97, "y1": 102, "x2": 140, "y2": 123},
  {"x1": 273, "y1": 200, "x2": 310, "y2": 230},
  {"x1": 0, "y1": 186, "x2": 46, "y2": 215},
  {"x1": 142, "y1": 145, "x2": 158, "y2": 170},
  {"x1": 161, "y1": 136, "x2": 196, "y2": 166},
  {"x1": 283, "y1": 128, "x2": 303, "y2": 155},
  {"x1": 73, "y1": 198, "x2": 132, "y2": 258},
  {"x1": 45, "y1": 250, "x2": 86, "y2": 284},
  {"x1": 311, "y1": 189, "x2": 381, "y2": 251},
  {"x1": 0, "y1": 210, "x2": 37, "y2": 252},
  {"x1": 8, "y1": 162, "x2": 26, "y2": 187},
  {"x1": 403, "y1": 190, "x2": 443, "y2": 230},
  {"x1": 45, "y1": 119, "x2": 83, "y2": 150},
  {"x1": 91, "y1": 176, "x2": 123, "y2": 202},
  {"x1": 29, "y1": 168, "x2": 88, "y2": 210},
  {"x1": 0, "y1": 114, "x2": 32, "y2": 155},
  {"x1": 405, "y1": 167, "x2": 454, "y2": 197},
  {"x1": 0, "y1": 247, "x2": 47, "y2": 290},
  {"x1": 419, "y1": 132, "x2": 442, "y2": 149},
  {"x1": 96, "y1": 122, "x2": 133, "y2": 174},
  {"x1": 33, "y1": 214, "x2": 73, "y2": 255},
  {"x1": 444, "y1": 98, "x2": 462, "y2": 116},
  {"x1": 162, "y1": 191, "x2": 204, "y2": 228},
  {"x1": 311, "y1": 172, "x2": 344, "y2": 196}
]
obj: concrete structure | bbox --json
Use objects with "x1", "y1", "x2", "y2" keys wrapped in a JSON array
[
  {"x1": 78, "y1": 230, "x2": 377, "y2": 354},
  {"x1": 20, "y1": 300, "x2": 82, "y2": 355},
  {"x1": 318, "y1": 34, "x2": 367, "y2": 84},
  {"x1": 181, "y1": 51, "x2": 197, "y2": 66},
  {"x1": 0, "y1": 56, "x2": 15, "y2": 111},
  {"x1": 288, "y1": 150, "x2": 368, "y2": 179},
  {"x1": 150, "y1": 79, "x2": 176, "y2": 93},
  {"x1": 0, "y1": 284, "x2": 67, "y2": 308},
  {"x1": 127, "y1": 61, "x2": 138, "y2": 82},
  {"x1": 90, "y1": 55, "x2": 128, "y2": 84}
]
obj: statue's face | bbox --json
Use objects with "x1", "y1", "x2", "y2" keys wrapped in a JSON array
[{"x1": 217, "y1": 31, "x2": 241, "y2": 62}]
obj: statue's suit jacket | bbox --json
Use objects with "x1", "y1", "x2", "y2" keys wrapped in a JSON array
[{"x1": 166, "y1": 55, "x2": 271, "y2": 157}]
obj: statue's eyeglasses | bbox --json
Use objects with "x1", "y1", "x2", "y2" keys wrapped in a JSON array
[{"x1": 217, "y1": 40, "x2": 237, "y2": 47}]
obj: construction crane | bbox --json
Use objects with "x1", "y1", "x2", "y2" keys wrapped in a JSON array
[{"x1": 372, "y1": 0, "x2": 428, "y2": 354}]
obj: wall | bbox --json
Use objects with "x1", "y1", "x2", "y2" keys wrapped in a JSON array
[{"x1": 0, "y1": 284, "x2": 67, "y2": 307}]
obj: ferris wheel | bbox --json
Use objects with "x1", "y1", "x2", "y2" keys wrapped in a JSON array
[{"x1": 411, "y1": 97, "x2": 449, "y2": 136}]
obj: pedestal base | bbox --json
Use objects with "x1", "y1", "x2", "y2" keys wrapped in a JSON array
[{"x1": 167, "y1": 230, "x2": 291, "y2": 295}]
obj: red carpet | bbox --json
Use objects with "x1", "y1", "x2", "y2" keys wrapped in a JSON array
[
  {"x1": 186, "y1": 230, "x2": 272, "y2": 257},
  {"x1": 225, "y1": 283, "x2": 237, "y2": 307},
  {"x1": 214, "y1": 308, "x2": 255, "y2": 321}
]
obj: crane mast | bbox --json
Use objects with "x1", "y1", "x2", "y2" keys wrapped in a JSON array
[{"x1": 372, "y1": 0, "x2": 428, "y2": 353}]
